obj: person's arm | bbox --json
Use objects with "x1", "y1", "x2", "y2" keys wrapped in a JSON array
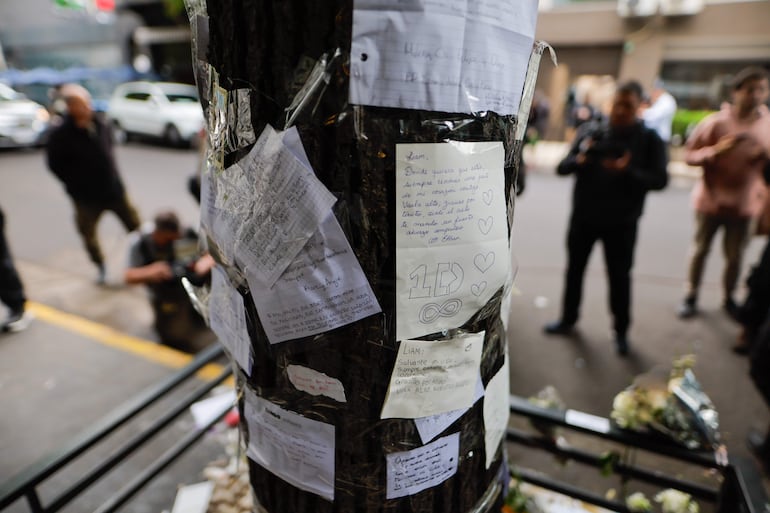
[
  {"x1": 45, "y1": 130, "x2": 68, "y2": 182},
  {"x1": 557, "y1": 124, "x2": 594, "y2": 176},
  {"x1": 627, "y1": 131, "x2": 669, "y2": 191},
  {"x1": 684, "y1": 114, "x2": 733, "y2": 166},
  {"x1": 124, "y1": 233, "x2": 174, "y2": 285},
  {"x1": 124, "y1": 261, "x2": 174, "y2": 285}
]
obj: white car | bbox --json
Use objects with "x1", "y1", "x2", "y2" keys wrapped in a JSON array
[
  {"x1": 0, "y1": 83, "x2": 50, "y2": 149},
  {"x1": 107, "y1": 81, "x2": 204, "y2": 147}
]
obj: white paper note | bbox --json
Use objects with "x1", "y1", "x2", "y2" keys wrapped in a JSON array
[
  {"x1": 244, "y1": 391, "x2": 335, "y2": 502},
  {"x1": 386, "y1": 432, "x2": 460, "y2": 499},
  {"x1": 381, "y1": 332, "x2": 484, "y2": 419},
  {"x1": 395, "y1": 142, "x2": 508, "y2": 341},
  {"x1": 414, "y1": 373, "x2": 484, "y2": 444},
  {"x1": 235, "y1": 125, "x2": 337, "y2": 286},
  {"x1": 209, "y1": 267, "x2": 252, "y2": 375},
  {"x1": 248, "y1": 212, "x2": 382, "y2": 344},
  {"x1": 350, "y1": 0, "x2": 538, "y2": 115},
  {"x1": 287, "y1": 365, "x2": 347, "y2": 403},
  {"x1": 189, "y1": 390, "x2": 237, "y2": 430},
  {"x1": 483, "y1": 354, "x2": 510, "y2": 469}
]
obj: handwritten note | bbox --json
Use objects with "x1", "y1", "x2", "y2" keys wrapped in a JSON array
[
  {"x1": 395, "y1": 142, "x2": 509, "y2": 341},
  {"x1": 350, "y1": 0, "x2": 538, "y2": 115},
  {"x1": 199, "y1": 125, "x2": 336, "y2": 278},
  {"x1": 235, "y1": 125, "x2": 337, "y2": 286},
  {"x1": 414, "y1": 374, "x2": 484, "y2": 444},
  {"x1": 248, "y1": 212, "x2": 382, "y2": 344},
  {"x1": 287, "y1": 365, "x2": 347, "y2": 403},
  {"x1": 386, "y1": 432, "x2": 459, "y2": 499},
  {"x1": 381, "y1": 332, "x2": 484, "y2": 419},
  {"x1": 244, "y1": 391, "x2": 335, "y2": 502},
  {"x1": 209, "y1": 267, "x2": 252, "y2": 375},
  {"x1": 483, "y1": 355, "x2": 510, "y2": 469}
]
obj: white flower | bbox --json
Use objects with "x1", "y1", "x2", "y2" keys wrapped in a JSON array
[
  {"x1": 626, "y1": 492, "x2": 652, "y2": 512},
  {"x1": 611, "y1": 390, "x2": 638, "y2": 428},
  {"x1": 655, "y1": 489, "x2": 699, "y2": 513}
]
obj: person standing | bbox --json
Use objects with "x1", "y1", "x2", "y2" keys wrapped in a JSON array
[
  {"x1": 640, "y1": 78, "x2": 677, "y2": 144},
  {"x1": 45, "y1": 84, "x2": 141, "y2": 284},
  {"x1": 543, "y1": 81, "x2": 669, "y2": 355},
  {"x1": 677, "y1": 66, "x2": 770, "y2": 319},
  {"x1": 0, "y1": 206, "x2": 33, "y2": 332}
]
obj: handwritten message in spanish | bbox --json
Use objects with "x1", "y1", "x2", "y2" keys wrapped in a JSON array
[
  {"x1": 395, "y1": 142, "x2": 508, "y2": 341},
  {"x1": 381, "y1": 332, "x2": 484, "y2": 419},
  {"x1": 248, "y1": 212, "x2": 381, "y2": 344},
  {"x1": 386, "y1": 432, "x2": 459, "y2": 499}
]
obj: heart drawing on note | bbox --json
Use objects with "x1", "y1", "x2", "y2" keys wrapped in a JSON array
[
  {"x1": 482, "y1": 189, "x2": 493, "y2": 206},
  {"x1": 474, "y1": 252, "x2": 495, "y2": 273},
  {"x1": 478, "y1": 216, "x2": 493, "y2": 235},
  {"x1": 471, "y1": 281, "x2": 488, "y2": 297}
]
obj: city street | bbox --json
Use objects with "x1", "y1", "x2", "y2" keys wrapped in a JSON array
[{"x1": 1, "y1": 142, "x2": 768, "y2": 510}]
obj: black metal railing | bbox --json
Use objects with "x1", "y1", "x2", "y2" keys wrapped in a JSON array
[
  {"x1": 0, "y1": 343, "x2": 232, "y2": 513},
  {"x1": 506, "y1": 395, "x2": 768, "y2": 513}
]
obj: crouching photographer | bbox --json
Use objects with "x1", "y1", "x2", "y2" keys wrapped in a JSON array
[{"x1": 124, "y1": 210, "x2": 215, "y2": 351}]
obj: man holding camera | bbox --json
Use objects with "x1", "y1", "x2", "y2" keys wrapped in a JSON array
[
  {"x1": 124, "y1": 210, "x2": 215, "y2": 350},
  {"x1": 543, "y1": 81, "x2": 669, "y2": 355}
]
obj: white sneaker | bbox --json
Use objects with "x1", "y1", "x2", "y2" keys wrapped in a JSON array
[{"x1": 2, "y1": 310, "x2": 34, "y2": 333}]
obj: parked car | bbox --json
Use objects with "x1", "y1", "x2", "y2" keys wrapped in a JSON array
[
  {"x1": 0, "y1": 83, "x2": 50, "y2": 149},
  {"x1": 107, "y1": 81, "x2": 204, "y2": 147}
]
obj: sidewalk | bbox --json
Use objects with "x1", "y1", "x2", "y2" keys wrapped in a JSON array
[{"x1": 524, "y1": 140, "x2": 701, "y2": 182}]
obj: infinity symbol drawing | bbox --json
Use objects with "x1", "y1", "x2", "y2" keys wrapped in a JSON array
[{"x1": 419, "y1": 299, "x2": 463, "y2": 324}]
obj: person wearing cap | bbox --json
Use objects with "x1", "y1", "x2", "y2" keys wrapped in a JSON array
[
  {"x1": 678, "y1": 66, "x2": 770, "y2": 320},
  {"x1": 45, "y1": 83, "x2": 141, "y2": 284}
]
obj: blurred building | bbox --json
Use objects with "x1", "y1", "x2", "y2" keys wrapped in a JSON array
[
  {"x1": 0, "y1": 0, "x2": 191, "y2": 104},
  {"x1": 535, "y1": 0, "x2": 770, "y2": 140}
]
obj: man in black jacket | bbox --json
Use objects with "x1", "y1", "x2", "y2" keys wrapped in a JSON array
[
  {"x1": 543, "y1": 81, "x2": 669, "y2": 355},
  {"x1": 46, "y1": 84, "x2": 140, "y2": 284}
]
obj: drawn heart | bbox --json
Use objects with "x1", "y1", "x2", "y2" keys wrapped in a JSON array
[
  {"x1": 478, "y1": 216, "x2": 493, "y2": 235},
  {"x1": 471, "y1": 281, "x2": 487, "y2": 297},
  {"x1": 474, "y1": 252, "x2": 495, "y2": 273},
  {"x1": 482, "y1": 189, "x2": 493, "y2": 206}
]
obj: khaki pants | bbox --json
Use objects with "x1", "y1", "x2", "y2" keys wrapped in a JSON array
[
  {"x1": 74, "y1": 195, "x2": 141, "y2": 265},
  {"x1": 685, "y1": 212, "x2": 754, "y2": 302}
]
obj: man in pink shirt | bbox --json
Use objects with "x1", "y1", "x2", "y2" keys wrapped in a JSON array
[{"x1": 678, "y1": 66, "x2": 770, "y2": 319}]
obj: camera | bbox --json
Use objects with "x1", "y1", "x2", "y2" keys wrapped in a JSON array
[{"x1": 581, "y1": 127, "x2": 628, "y2": 160}]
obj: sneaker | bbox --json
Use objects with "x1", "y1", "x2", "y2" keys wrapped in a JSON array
[
  {"x1": 677, "y1": 296, "x2": 697, "y2": 319},
  {"x1": 614, "y1": 333, "x2": 630, "y2": 356},
  {"x1": 733, "y1": 327, "x2": 753, "y2": 355},
  {"x1": 723, "y1": 298, "x2": 740, "y2": 321},
  {"x1": 96, "y1": 264, "x2": 106, "y2": 285},
  {"x1": 2, "y1": 309, "x2": 34, "y2": 333},
  {"x1": 543, "y1": 321, "x2": 574, "y2": 335}
]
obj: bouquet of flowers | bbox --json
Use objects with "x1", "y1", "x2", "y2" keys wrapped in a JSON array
[{"x1": 610, "y1": 355, "x2": 720, "y2": 450}]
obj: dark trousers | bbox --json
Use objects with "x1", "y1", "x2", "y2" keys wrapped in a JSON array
[
  {"x1": 560, "y1": 219, "x2": 639, "y2": 336},
  {"x1": 74, "y1": 195, "x2": 140, "y2": 266},
  {"x1": 0, "y1": 208, "x2": 26, "y2": 312}
]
